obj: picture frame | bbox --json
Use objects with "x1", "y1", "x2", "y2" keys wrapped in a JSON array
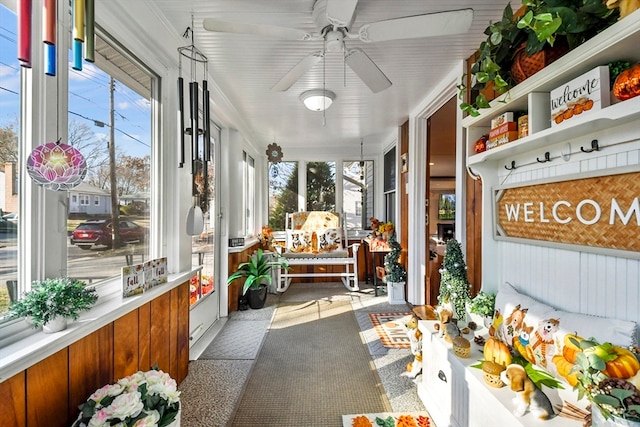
[{"x1": 438, "y1": 193, "x2": 455, "y2": 220}]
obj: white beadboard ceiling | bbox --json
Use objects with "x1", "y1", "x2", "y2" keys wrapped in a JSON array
[{"x1": 150, "y1": 0, "x2": 508, "y2": 169}]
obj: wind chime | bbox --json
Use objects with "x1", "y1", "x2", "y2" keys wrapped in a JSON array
[
  {"x1": 178, "y1": 23, "x2": 210, "y2": 235},
  {"x1": 17, "y1": 0, "x2": 95, "y2": 75},
  {"x1": 18, "y1": 0, "x2": 91, "y2": 190}
]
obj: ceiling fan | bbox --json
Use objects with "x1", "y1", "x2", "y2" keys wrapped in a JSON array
[{"x1": 202, "y1": 0, "x2": 473, "y2": 93}]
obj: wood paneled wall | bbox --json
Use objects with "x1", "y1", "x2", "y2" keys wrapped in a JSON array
[{"x1": 0, "y1": 281, "x2": 190, "y2": 427}]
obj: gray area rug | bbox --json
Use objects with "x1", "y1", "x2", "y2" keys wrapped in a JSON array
[{"x1": 230, "y1": 300, "x2": 392, "y2": 426}]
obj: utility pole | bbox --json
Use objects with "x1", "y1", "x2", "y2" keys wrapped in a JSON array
[{"x1": 109, "y1": 76, "x2": 121, "y2": 248}]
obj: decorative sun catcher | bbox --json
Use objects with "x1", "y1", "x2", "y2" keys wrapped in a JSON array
[{"x1": 26, "y1": 140, "x2": 87, "y2": 191}]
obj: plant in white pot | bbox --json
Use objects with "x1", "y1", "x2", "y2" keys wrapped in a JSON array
[
  {"x1": 8, "y1": 277, "x2": 98, "y2": 333},
  {"x1": 383, "y1": 233, "x2": 407, "y2": 304},
  {"x1": 469, "y1": 291, "x2": 496, "y2": 329},
  {"x1": 227, "y1": 248, "x2": 289, "y2": 309}
]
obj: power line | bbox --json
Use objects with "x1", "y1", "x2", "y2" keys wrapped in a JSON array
[
  {"x1": 0, "y1": 85, "x2": 18, "y2": 95},
  {"x1": 69, "y1": 110, "x2": 150, "y2": 148}
]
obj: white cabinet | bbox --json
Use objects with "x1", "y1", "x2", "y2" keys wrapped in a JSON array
[{"x1": 417, "y1": 321, "x2": 583, "y2": 427}]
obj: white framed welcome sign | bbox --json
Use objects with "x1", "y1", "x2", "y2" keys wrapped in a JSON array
[{"x1": 493, "y1": 167, "x2": 640, "y2": 259}]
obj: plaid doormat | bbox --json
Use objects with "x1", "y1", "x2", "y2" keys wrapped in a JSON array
[{"x1": 368, "y1": 312, "x2": 412, "y2": 349}]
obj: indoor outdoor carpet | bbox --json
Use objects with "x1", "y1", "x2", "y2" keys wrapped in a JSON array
[
  {"x1": 230, "y1": 300, "x2": 392, "y2": 426},
  {"x1": 368, "y1": 312, "x2": 412, "y2": 349}
]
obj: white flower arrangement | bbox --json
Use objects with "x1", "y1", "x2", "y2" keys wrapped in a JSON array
[{"x1": 73, "y1": 369, "x2": 180, "y2": 427}]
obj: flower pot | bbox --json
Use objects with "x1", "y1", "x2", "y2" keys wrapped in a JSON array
[
  {"x1": 592, "y1": 405, "x2": 640, "y2": 427},
  {"x1": 510, "y1": 40, "x2": 569, "y2": 84},
  {"x1": 386, "y1": 281, "x2": 405, "y2": 305},
  {"x1": 247, "y1": 284, "x2": 268, "y2": 309},
  {"x1": 43, "y1": 317, "x2": 67, "y2": 333}
]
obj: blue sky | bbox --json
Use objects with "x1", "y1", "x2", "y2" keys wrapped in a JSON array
[{"x1": 0, "y1": 4, "x2": 150, "y2": 158}]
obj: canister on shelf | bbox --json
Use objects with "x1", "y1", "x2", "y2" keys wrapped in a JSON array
[{"x1": 518, "y1": 115, "x2": 529, "y2": 138}]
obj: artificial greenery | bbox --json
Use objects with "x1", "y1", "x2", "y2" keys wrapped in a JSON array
[
  {"x1": 8, "y1": 277, "x2": 98, "y2": 328},
  {"x1": 437, "y1": 239, "x2": 472, "y2": 321},
  {"x1": 383, "y1": 233, "x2": 407, "y2": 284},
  {"x1": 227, "y1": 248, "x2": 289, "y2": 295},
  {"x1": 459, "y1": 0, "x2": 619, "y2": 116},
  {"x1": 469, "y1": 291, "x2": 496, "y2": 317}
]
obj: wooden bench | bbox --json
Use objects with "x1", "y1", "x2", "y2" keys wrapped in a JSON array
[{"x1": 275, "y1": 211, "x2": 360, "y2": 293}]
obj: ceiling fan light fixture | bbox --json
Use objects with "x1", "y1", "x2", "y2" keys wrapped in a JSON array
[{"x1": 300, "y1": 89, "x2": 336, "y2": 111}]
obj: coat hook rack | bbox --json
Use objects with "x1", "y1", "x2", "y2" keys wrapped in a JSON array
[
  {"x1": 580, "y1": 139, "x2": 600, "y2": 153},
  {"x1": 505, "y1": 160, "x2": 517, "y2": 171},
  {"x1": 537, "y1": 151, "x2": 552, "y2": 163}
]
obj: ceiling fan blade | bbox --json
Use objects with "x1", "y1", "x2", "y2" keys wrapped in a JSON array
[
  {"x1": 271, "y1": 51, "x2": 324, "y2": 92},
  {"x1": 326, "y1": 0, "x2": 358, "y2": 27},
  {"x1": 357, "y1": 8, "x2": 473, "y2": 42},
  {"x1": 345, "y1": 48, "x2": 391, "y2": 93},
  {"x1": 202, "y1": 18, "x2": 311, "y2": 41}
]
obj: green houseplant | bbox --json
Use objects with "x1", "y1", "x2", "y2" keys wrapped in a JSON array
[
  {"x1": 8, "y1": 277, "x2": 98, "y2": 332},
  {"x1": 227, "y1": 248, "x2": 289, "y2": 309},
  {"x1": 460, "y1": 0, "x2": 619, "y2": 116}
]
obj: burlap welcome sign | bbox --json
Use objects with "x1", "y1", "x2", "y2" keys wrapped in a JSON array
[{"x1": 494, "y1": 168, "x2": 640, "y2": 258}]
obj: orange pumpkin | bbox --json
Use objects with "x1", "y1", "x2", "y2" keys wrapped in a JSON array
[
  {"x1": 552, "y1": 354, "x2": 579, "y2": 387},
  {"x1": 602, "y1": 347, "x2": 640, "y2": 379},
  {"x1": 562, "y1": 334, "x2": 584, "y2": 364},
  {"x1": 613, "y1": 63, "x2": 640, "y2": 101},
  {"x1": 484, "y1": 336, "x2": 512, "y2": 367}
]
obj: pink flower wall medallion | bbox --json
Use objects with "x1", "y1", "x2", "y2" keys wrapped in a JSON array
[{"x1": 27, "y1": 141, "x2": 87, "y2": 190}]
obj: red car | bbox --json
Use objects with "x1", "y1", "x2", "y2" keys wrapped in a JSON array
[{"x1": 70, "y1": 219, "x2": 146, "y2": 250}]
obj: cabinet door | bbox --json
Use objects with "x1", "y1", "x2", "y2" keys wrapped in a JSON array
[{"x1": 421, "y1": 334, "x2": 457, "y2": 427}]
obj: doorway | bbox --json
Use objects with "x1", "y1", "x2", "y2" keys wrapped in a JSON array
[{"x1": 425, "y1": 97, "x2": 457, "y2": 305}]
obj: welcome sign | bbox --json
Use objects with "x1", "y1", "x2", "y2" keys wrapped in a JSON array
[{"x1": 494, "y1": 169, "x2": 640, "y2": 257}]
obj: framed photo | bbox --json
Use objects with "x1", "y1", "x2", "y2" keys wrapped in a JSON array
[
  {"x1": 401, "y1": 153, "x2": 408, "y2": 173},
  {"x1": 438, "y1": 193, "x2": 455, "y2": 220}
]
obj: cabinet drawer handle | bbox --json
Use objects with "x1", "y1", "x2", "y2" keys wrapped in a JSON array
[{"x1": 437, "y1": 370, "x2": 447, "y2": 382}]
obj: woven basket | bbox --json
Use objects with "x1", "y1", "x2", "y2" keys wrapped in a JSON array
[{"x1": 510, "y1": 41, "x2": 569, "y2": 84}]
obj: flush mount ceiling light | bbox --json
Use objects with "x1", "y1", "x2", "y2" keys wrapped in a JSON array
[{"x1": 300, "y1": 89, "x2": 336, "y2": 111}]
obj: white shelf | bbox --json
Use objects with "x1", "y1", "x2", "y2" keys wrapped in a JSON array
[
  {"x1": 463, "y1": 11, "x2": 640, "y2": 165},
  {"x1": 468, "y1": 95, "x2": 640, "y2": 165}
]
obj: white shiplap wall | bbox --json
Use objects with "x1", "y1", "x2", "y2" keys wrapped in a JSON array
[{"x1": 493, "y1": 119, "x2": 640, "y2": 340}]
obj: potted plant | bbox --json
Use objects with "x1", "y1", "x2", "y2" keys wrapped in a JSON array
[
  {"x1": 73, "y1": 368, "x2": 181, "y2": 427},
  {"x1": 227, "y1": 248, "x2": 289, "y2": 309},
  {"x1": 383, "y1": 233, "x2": 407, "y2": 304},
  {"x1": 8, "y1": 277, "x2": 98, "y2": 333},
  {"x1": 459, "y1": 0, "x2": 619, "y2": 117},
  {"x1": 572, "y1": 337, "x2": 640, "y2": 426},
  {"x1": 469, "y1": 291, "x2": 496, "y2": 328}
]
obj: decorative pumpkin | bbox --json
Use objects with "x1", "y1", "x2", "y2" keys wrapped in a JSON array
[
  {"x1": 613, "y1": 63, "x2": 640, "y2": 101},
  {"x1": 483, "y1": 336, "x2": 512, "y2": 367},
  {"x1": 552, "y1": 354, "x2": 579, "y2": 387},
  {"x1": 474, "y1": 135, "x2": 488, "y2": 154},
  {"x1": 562, "y1": 333, "x2": 584, "y2": 364},
  {"x1": 602, "y1": 346, "x2": 640, "y2": 379}
]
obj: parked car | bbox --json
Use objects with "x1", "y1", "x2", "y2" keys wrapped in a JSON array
[
  {"x1": 2, "y1": 212, "x2": 18, "y2": 223},
  {"x1": 0, "y1": 217, "x2": 17, "y2": 233},
  {"x1": 70, "y1": 219, "x2": 146, "y2": 249}
]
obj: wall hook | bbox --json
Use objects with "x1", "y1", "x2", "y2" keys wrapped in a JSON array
[
  {"x1": 581, "y1": 139, "x2": 600, "y2": 153},
  {"x1": 537, "y1": 151, "x2": 552, "y2": 163},
  {"x1": 505, "y1": 160, "x2": 517, "y2": 171}
]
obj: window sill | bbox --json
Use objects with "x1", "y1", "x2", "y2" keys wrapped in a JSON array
[{"x1": 0, "y1": 268, "x2": 199, "y2": 383}]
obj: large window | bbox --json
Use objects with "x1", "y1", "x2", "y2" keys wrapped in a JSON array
[
  {"x1": 243, "y1": 151, "x2": 255, "y2": 236},
  {"x1": 66, "y1": 31, "x2": 154, "y2": 283},
  {"x1": 343, "y1": 160, "x2": 373, "y2": 229},
  {"x1": 0, "y1": 4, "x2": 20, "y2": 317},
  {"x1": 268, "y1": 161, "x2": 298, "y2": 230},
  {"x1": 306, "y1": 161, "x2": 335, "y2": 211},
  {"x1": 383, "y1": 147, "x2": 396, "y2": 224}
]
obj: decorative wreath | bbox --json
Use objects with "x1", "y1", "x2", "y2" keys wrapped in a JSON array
[{"x1": 266, "y1": 142, "x2": 283, "y2": 163}]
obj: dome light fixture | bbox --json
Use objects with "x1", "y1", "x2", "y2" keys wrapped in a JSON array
[{"x1": 300, "y1": 89, "x2": 336, "y2": 111}]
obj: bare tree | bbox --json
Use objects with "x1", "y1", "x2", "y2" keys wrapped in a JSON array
[{"x1": 0, "y1": 121, "x2": 19, "y2": 164}]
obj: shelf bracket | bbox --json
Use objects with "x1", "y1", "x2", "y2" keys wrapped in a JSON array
[{"x1": 580, "y1": 139, "x2": 600, "y2": 153}]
